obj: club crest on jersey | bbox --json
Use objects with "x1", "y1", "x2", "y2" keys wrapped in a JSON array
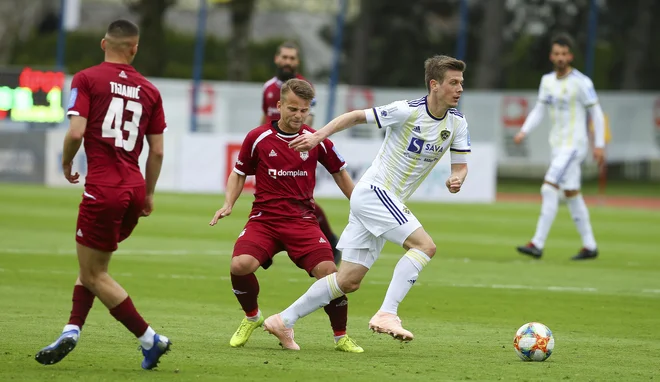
[
  {"x1": 300, "y1": 151, "x2": 309, "y2": 161},
  {"x1": 440, "y1": 129, "x2": 451, "y2": 141}
]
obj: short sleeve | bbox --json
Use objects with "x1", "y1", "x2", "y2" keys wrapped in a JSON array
[
  {"x1": 317, "y1": 137, "x2": 347, "y2": 174},
  {"x1": 364, "y1": 100, "x2": 411, "y2": 129},
  {"x1": 537, "y1": 77, "x2": 551, "y2": 105},
  {"x1": 579, "y1": 77, "x2": 598, "y2": 107},
  {"x1": 67, "y1": 72, "x2": 91, "y2": 119},
  {"x1": 450, "y1": 118, "x2": 471, "y2": 164},
  {"x1": 234, "y1": 132, "x2": 259, "y2": 176},
  {"x1": 147, "y1": 93, "x2": 167, "y2": 134}
]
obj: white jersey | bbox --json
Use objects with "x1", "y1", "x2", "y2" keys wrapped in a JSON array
[
  {"x1": 361, "y1": 96, "x2": 471, "y2": 202},
  {"x1": 537, "y1": 69, "x2": 599, "y2": 149}
]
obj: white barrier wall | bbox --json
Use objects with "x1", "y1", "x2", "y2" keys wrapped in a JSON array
[
  {"x1": 45, "y1": 129, "x2": 497, "y2": 203},
  {"x1": 57, "y1": 77, "x2": 660, "y2": 168}
]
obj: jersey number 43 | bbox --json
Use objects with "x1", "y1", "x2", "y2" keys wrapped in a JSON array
[{"x1": 102, "y1": 96, "x2": 142, "y2": 152}]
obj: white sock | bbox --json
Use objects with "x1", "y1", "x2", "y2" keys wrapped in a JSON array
[
  {"x1": 62, "y1": 324, "x2": 80, "y2": 341},
  {"x1": 379, "y1": 249, "x2": 431, "y2": 315},
  {"x1": 334, "y1": 334, "x2": 345, "y2": 343},
  {"x1": 63, "y1": 324, "x2": 80, "y2": 334},
  {"x1": 280, "y1": 273, "x2": 344, "y2": 328},
  {"x1": 138, "y1": 326, "x2": 156, "y2": 350},
  {"x1": 531, "y1": 184, "x2": 560, "y2": 249},
  {"x1": 566, "y1": 194, "x2": 597, "y2": 250},
  {"x1": 246, "y1": 309, "x2": 261, "y2": 322}
]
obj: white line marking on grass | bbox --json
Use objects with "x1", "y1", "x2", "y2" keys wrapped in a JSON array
[
  {"x1": 0, "y1": 248, "x2": 231, "y2": 256},
  {"x1": 1, "y1": 267, "x2": 657, "y2": 298}
]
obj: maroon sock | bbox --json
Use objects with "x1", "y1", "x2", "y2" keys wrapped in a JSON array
[
  {"x1": 324, "y1": 295, "x2": 348, "y2": 336},
  {"x1": 67, "y1": 285, "x2": 95, "y2": 329},
  {"x1": 231, "y1": 273, "x2": 260, "y2": 316},
  {"x1": 314, "y1": 205, "x2": 335, "y2": 239},
  {"x1": 109, "y1": 296, "x2": 149, "y2": 338}
]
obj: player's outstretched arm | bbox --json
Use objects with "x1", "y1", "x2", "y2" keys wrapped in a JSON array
[
  {"x1": 289, "y1": 110, "x2": 366, "y2": 152},
  {"x1": 514, "y1": 103, "x2": 546, "y2": 144},
  {"x1": 331, "y1": 169, "x2": 355, "y2": 200},
  {"x1": 210, "y1": 171, "x2": 246, "y2": 226},
  {"x1": 61, "y1": 116, "x2": 88, "y2": 184},
  {"x1": 587, "y1": 103, "x2": 606, "y2": 165},
  {"x1": 446, "y1": 163, "x2": 468, "y2": 194},
  {"x1": 142, "y1": 134, "x2": 165, "y2": 217}
]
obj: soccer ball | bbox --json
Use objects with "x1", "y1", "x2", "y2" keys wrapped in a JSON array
[{"x1": 513, "y1": 322, "x2": 555, "y2": 362}]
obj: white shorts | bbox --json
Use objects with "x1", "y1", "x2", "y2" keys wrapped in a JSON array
[
  {"x1": 544, "y1": 148, "x2": 587, "y2": 190},
  {"x1": 337, "y1": 183, "x2": 422, "y2": 269}
]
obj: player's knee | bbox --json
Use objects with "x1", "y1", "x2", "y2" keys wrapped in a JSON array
[
  {"x1": 230, "y1": 255, "x2": 260, "y2": 276},
  {"x1": 312, "y1": 261, "x2": 337, "y2": 279},
  {"x1": 78, "y1": 270, "x2": 102, "y2": 290},
  {"x1": 422, "y1": 242, "x2": 437, "y2": 258},
  {"x1": 339, "y1": 278, "x2": 361, "y2": 293},
  {"x1": 564, "y1": 189, "x2": 580, "y2": 198}
]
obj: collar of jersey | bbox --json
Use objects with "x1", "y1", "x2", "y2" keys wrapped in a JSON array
[
  {"x1": 271, "y1": 120, "x2": 299, "y2": 138},
  {"x1": 424, "y1": 97, "x2": 448, "y2": 121}
]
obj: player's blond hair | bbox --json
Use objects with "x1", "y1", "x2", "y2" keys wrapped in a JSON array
[
  {"x1": 281, "y1": 79, "x2": 315, "y2": 102},
  {"x1": 424, "y1": 55, "x2": 466, "y2": 92}
]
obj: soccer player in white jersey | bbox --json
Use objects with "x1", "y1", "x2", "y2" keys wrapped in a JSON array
[
  {"x1": 513, "y1": 33, "x2": 605, "y2": 261},
  {"x1": 260, "y1": 55, "x2": 471, "y2": 349}
]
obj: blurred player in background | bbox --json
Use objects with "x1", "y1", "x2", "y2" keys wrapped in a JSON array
[
  {"x1": 513, "y1": 33, "x2": 605, "y2": 261},
  {"x1": 35, "y1": 20, "x2": 171, "y2": 370},
  {"x1": 262, "y1": 55, "x2": 471, "y2": 349},
  {"x1": 211, "y1": 79, "x2": 362, "y2": 353},
  {"x1": 261, "y1": 41, "x2": 342, "y2": 265}
]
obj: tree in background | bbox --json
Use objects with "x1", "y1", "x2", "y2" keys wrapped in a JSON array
[
  {"x1": 220, "y1": 0, "x2": 257, "y2": 81},
  {"x1": 124, "y1": 0, "x2": 177, "y2": 77},
  {"x1": 0, "y1": 0, "x2": 48, "y2": 65}
]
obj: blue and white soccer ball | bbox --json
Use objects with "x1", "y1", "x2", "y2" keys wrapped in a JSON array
[{"x1": 513, "y1": 322, "x2": 555, "y2": 362}]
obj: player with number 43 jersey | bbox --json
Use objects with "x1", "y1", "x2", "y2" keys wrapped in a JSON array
[{"x1": 35, "y1": 19, "x2": 170, "y2": 370}]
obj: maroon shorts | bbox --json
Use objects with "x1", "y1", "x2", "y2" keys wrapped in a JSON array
[
  {"x1": 232, "y1": 212, "x2": 334, "y2": 276},
  {"x1": 76, "y1": 184, "x2": 146, "y2": 252}
]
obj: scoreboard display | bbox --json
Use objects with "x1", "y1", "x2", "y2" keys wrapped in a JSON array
[{"x1": 0, "y1": 67, "x2": 65, "y2": 124}]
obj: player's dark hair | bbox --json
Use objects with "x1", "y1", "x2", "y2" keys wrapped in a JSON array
[
  {"x1": 424, "y1": 55, "x2": 466, "y2": 92},
  {"x1": 107, "y1": 19, "x2": 140, "y2": 38},
  {"x1": 281, "y1": 79, "x2": 314, "y2": 102},
  {"x1": 276, "y1": 41, "x2": 300, "y2": 56},
  {"x1": 551, "y1": 33, "x2": 574, "y2": 52}
]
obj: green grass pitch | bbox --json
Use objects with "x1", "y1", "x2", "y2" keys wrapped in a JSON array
[{"x1": 0, "y1": 184, "x2": 658, "y2": 381}]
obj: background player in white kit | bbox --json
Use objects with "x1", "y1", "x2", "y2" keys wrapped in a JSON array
[
  {"x1": 514, "y1": 33, "x2": 605, "y2": 261},
  {"x1": 261, "y1": 55, "x2": 471, "y2": 349}
]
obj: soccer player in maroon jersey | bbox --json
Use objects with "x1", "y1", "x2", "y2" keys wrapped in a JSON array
[
  {"x1": 261, "y1": 41, "x2": 342, "y2": 265},
  {"x1": 34, "y1": 20, "x2": 171, "y2": 370},
  {"x1": 210, "y1": 79, "x2": 363, "y2": 352}
]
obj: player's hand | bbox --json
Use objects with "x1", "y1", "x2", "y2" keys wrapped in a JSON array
[
  {"x1": 446, "y1": 176, "x2": 462, "y2": 193},
  {"x1": 62, "y1": 162, "x2": 80, "y2": 184},
  {"x1": 209, "y1": 205, "x2": 232, "y2": 226},
  {"x1": 141, "y1": 194, "x2": 154, "y2": 217},
  {"x1": 593, "y1": 147, "x2": 605, "y2": 167},
  {"x1": 288, "y1": 132, "x2": 322, "y2": 152},
  {"x1": 513, "y1": 131, "x2": 526, "y2": 145}
]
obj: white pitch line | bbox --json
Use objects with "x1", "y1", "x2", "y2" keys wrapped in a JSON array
[{"x1": 0, "y1": 267, "x2": 657, "y2": 298}]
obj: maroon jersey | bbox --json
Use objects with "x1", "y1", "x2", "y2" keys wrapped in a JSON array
[
  {"x1": 234, "y1": 122, "x2": 346, "y2": 218},
  {"x1": 67, "y1": 62, "x2": 167, "y2": 187},
  {"x1": 262, "y1": 74, "x2": 315, "y2": 123}
]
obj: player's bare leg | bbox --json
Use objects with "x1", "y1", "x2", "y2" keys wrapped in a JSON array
[
  {"x1": 36, "y1": 243, "x2": 171, "y2": 369},
  {"x1": 266, "y1": 260, "x2": 369, "y2": 350},
  {"x1": 564, "y1": 189, "x2": 599, "y2": 260},
  {"x1": 229, "y1": 255, "x2": 265, "y2": 347},
  {"x1": 372, "y1": 227, "x2": 434, "y2": 342},
  {"x1": 310, "y1": 261, "x2": 363, "y2": 353}
]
